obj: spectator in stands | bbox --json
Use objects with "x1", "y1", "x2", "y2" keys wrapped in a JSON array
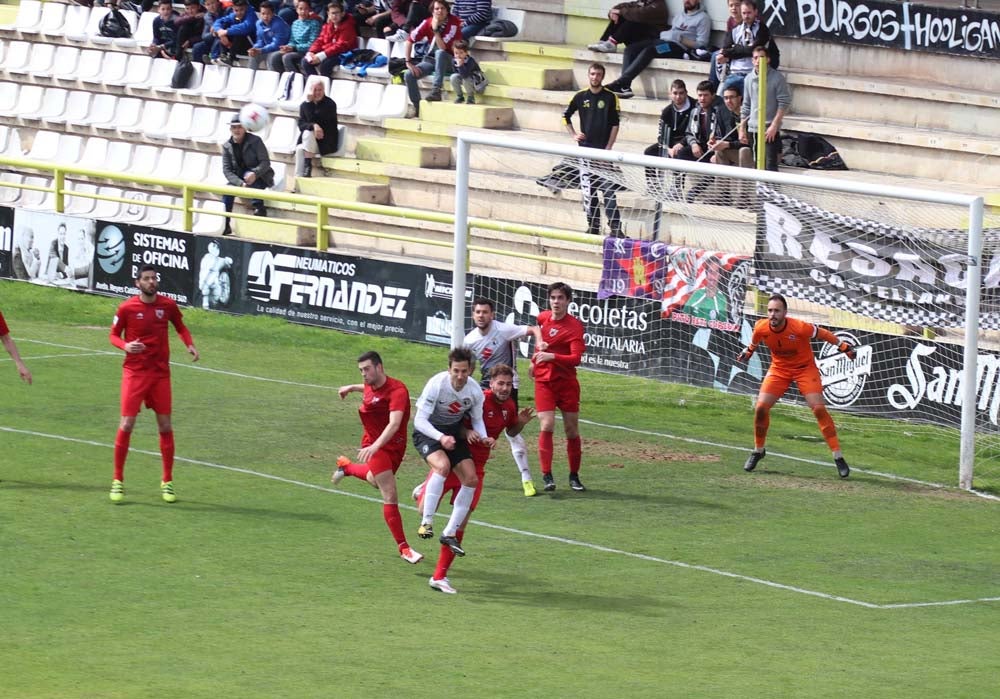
[
  {"x1": 148, "y1": 0, "x2": 179, "y2": 59},
  {"x1": 403, "y1": 0, "x2": 461, "y2": 116},
  {"x1": 739, "y1": 44, "x2": 790, "y2": 171},
  {"x1": 175, "y1": 0, "x2": 207, "y2": 59},
  {"x1": 641, "y1": 78, "x2": 695, "y2": 194},
  {"x1": 711, "y1": 84, "x2": 752, "y2": 168},
  {"x1": 302, "y1": 1, "x2": 358, "y2": 78},
  {"x1": 717, "y1": 0, "x2": 772, "y2": 96},
  {"x1": 383, "y1": 0, "x2": 431, "y2": 42},
  {"x1": 210, "y1": 0, "x2": 258, "y2": 67},
  {"x1": 295, "y1": 79, "x2": 339, "y2": 178},
  {"x1": 352, "y1": 0, "x2": 389, "y2": 33},
  {"x1": 605, "y1": 0, "x2": 710, "y2": 99},
  {"x1": 248, "y1": 1, "x2": 291, "y2": 70},
  {"x1": 675, "y1": 80, "x2": 721, "y2": 201},
  {"x1": 273, "y1": 0, "x2": 322, "y2": 72},
  {"x1": 190, "y1": 0, "x2": 222, "y2": 64},
  {"x1": 587, "y1": 0, "x2": 666, "y2": 54},
  {"x1": 449, "y1": 39, "x2": 481, "y2": 104},
  {"x1": 453, "y1": 0, "x2": 491, "y2": 40},
  {"x1": 221, "y1": 114, "x2": 275, "y2": 235},
  {"x1": 708, "y1": 0, "x2": 741, "y2": 90}
]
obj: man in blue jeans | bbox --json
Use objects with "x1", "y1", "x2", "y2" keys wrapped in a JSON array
[
  {"x1": 221, "y1": 115, "x2": 275, "y2": 236},
  {"x1": 403, "y1": 0, "x2": 461, "y2": 116}
]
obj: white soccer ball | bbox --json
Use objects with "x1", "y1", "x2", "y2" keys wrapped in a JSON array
[{"x1": 238, "y1": 103, "x2": 271, "y2": 133}]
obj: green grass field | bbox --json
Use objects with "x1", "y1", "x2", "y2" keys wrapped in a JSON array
[{"x1": 3, "y1": 280, "x2": 1000, "y2": 698}]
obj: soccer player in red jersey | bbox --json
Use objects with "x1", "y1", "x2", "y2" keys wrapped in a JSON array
[
  {"x1": 737, "y1": 294, "x2": 855, "y2": 478},
  {"x1": 333, "y1": 351, "x2": 424, "y2": 565},
  {"x1": 108, "y1": 265, "x2": 199, "y2": 503},
  {"x1": 0, "y1": 309, "x2": 32, "y2": 384},
  {"x1": 533, "y1": 281, "x2": 587, "y2": 492},
  {"x1": 416, "y1": 364, "x2": 535, "y2": 594}
]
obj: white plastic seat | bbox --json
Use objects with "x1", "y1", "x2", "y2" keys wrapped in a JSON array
[
  {"x1": 134, "y1": 57, "x2": 177, "y2": 91},
  {"x1": 92, "y1": 186, "x2": 123, "y2": 219},
  {"x1": 9, "y1": 41, "x2": 55, "y2": 75},
  {"x1": 0, "y1": 0, "x2": 41, "y2": 33},
  {"x1": 45, "y1": 4, "x2": 89, "y2": 38},
  {"x1": 12, "y1": 84, "x2": 44, "y2": 118},
  {"x1": 154, "y1": 61, "x2": 203, "y2": 94},
  {"x1": 264, "y1": 116, "x2": 298, "y2": 155},
  {"x1": 330, "y1": 124, "x2": 347, "y2": 157},
  {"x1": 104, "y1": 141, "x2": 134, "y2": 175},
  {"x1": 32, "y1": 88, "x2": 69, "y2": 122},
  {"x1": 92, "y1": 9, "x2": 137, "y2": 46},
  {"x1": 37, "y1": 46, "x2": 81, "y2": 80},
  {"x1": 374, "y1": 83, "x2": 407, "y2": 120},
  {"x1": 220, "y1": 66, "x2": 254, "y2": 99},
  {"x1": 353, "y1": 82, "x2": 384, "y2": 120},
  {"x1": 118, "y1": 10, "x2": 155, "y2": 49},
  {"x1": 192, "y1": 199, "x2": 227, "y2": 235},
  {"x1": 79, "y1": 137, "x2": 110, "y2": 170},
  {"x1": 203, "y1": 155, "x2": 224, "y2": 183},
  {"x1": 1, "y1": 40, "x2": 31, "y2": 73},
  {"x1": 54, "y1": 134, "x2": 85, "y2": 164},
  {"x1": 27, "y1": 1, "x2": 65, "y2": 36},
  {"x1": 194, "y1": 111, "x2": 232, "y2": 145},
  {"x1": 83, "y1": 52, "x2": 128, "y2": 86},
  {"x1": 140, "y1": 194, "x2": 176, "y2": 227},
  {"x1": 66, "y1": 7, "x2": 109, "y2": 43},
  {"x1": 73, "y1": 49, "x2": 104, "y2": 82},
  {"x1": 64, "y1": 182, "x2": 99, "y2": 216},
  {"x1": 0, "y1": 81, "x2": 19, "y2": 116},
  {"x1": 138, "y1": 101, "x2": 170, "y2": 136},
  {"x1": 82, "y1": 94, "x2": 118, "y2": 128},
  {"x1": 119, "y1": 190, "x2": 149, "y2": 222},
  {"x1": 330, "y1": 79, "x2": 357, "y2": 115},
  {"x1": 185, "y1": 106, "x2": 220, "y2": 141},
  {"x1": 178, "y1": 63, "x2": 226, "y2": 97},
  {"x1": 21, "y1": 176, "x2": 53, "y2": 210},
  {"x1": 180, "y1": 150, "x2": 210, "y2": 182},
  {"x1": 271, "y1": 161, "x2": 287, "y2": 192},
  {"x1": 247, "y1": 70, "x2": 280, "y2": 106},
  {"x1": 155, "y1": 148, "x2": 185, "y2": 179},
  {"x1": 0, "y1": 125, "x2": 9, "y2": 153},
  {"x1": 276, "y1": 72, "x2": 304, "y2": 112},
  {"x1": 47, "y1": 90, "x2": 91, "y2": 126},
  {"x1": 100, "y1": 97, "x2": 143, "y2": 134},
  {"x1": 1, "y1": 126, "x2": 22, "y2": 156},
  {"x1": 0, "y1": 173, "x2": 23, "y2": 205},
  {"x1": 27, "y1": 130, "x2": 61, "y2": 161},
  {"x1": 114, "y1": 54, "x2": 153, "y2": 87},
  {"x1": 130, "y1": 144, "x2": 161, "y2": 177},
  {"x1": 148, "y1": 102, "x2": 195, "y2": 139}
]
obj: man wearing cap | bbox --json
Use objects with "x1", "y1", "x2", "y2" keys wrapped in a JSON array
[{"x1": 221, "y1": 115, "x2": 275, "y2": 236}]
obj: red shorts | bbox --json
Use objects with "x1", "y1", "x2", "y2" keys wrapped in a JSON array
[
  {"x1": 424, "y1": 465, "x2": 486, "y2": 512},
  {"x1": 367, "y1": 448, "x2": 405, "y2": 476},
  {"x1": 761, "y1": 365, "x2": 824, "y2": 398},
  {"x1": 535, "y1": 376, "x2": 580, "y2": 413},
  {"x1": 121, "y1": 372, "x2": 172, "y2": 417}
]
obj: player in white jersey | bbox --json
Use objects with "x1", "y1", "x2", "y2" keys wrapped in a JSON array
[
  {"x1": 463, "y1": 297, "x2": 543, "y2": 496},
  {"x1": 412, "y1": 347, "x2": 493, "y2": 556}
]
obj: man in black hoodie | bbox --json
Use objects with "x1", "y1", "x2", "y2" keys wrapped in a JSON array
[{"x1": 642, "y1": 79, "x2": 695, "y2": 194}]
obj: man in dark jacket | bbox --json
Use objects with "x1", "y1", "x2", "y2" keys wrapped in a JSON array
[
  {"x1": 221, "y1": 114, "x2": 275, "y2": 235},
  {"x1": 295, "y1": 79, "x2": 339, "y2": 178}
]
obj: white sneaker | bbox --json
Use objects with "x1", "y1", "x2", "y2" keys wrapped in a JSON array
[
  {"x1": 587, "y1": 40, "x2": 617, "y2": 53},
  {"x1": 411, "y1": 482, "x2": 424, "y2": 502},
  {"x1": 400, "y1": 546, "x2": 423, "y2": 564},
  {"x1": 429, "y1": 576, "x2": 457, "y2": 594},
  {"x1": 388, "y1": 28, "x2": 408, "y2": 42}
]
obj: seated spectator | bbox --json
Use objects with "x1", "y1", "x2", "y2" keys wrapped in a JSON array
[
  {"x1": 403, "y1": 0, "x2": 461, "y2": 116},
  {"x1": 452, "y1": 0, "x2": 490, "y2": 40},
  {"x1": 302, "y1": 1, "x2": 358, "y2": 78},
  {"x1": 587, "y1": 0, "x2": 666, "y2": 54},
  {"x1": 222, "y1": 114, "x2": 275, "y2": 235},
  {"x1": 248, "y1": 1, "x2": 291, "y2": 70},
  {"x1": 12, "y1": 228, "x2": 41, "y2": 281},
  {"x1": 605, "y1": 0, "x2": 710, "y2": 99},
  {"x1": 352, "y1": 0, "x2": 389, "y2": 33},
  {"x1": 739, "y1": 44, "x2": 790, "y2": 171},
  {"x1": 710, "y1": 84, "x2": 751, "y2": 169},
  {"x1": 676, "y1": 80, "x2": 721, "y2": 201},
  {"x1": 295, "y1": 79, "x2": 339, "y2": 178},
  {"x1": 147, "y1": 0, "x2": 179, "y2": 59},
  {"x1": 643, "y1": 78, "x2": 695, "y2": 160},
  {"x1": 708, "y1": 0, "x2": 741, "y2": 89},
  {"x1": 190, "y1": 0, "x2": 223, "y2": 64},
  {"x1": 210, "y1": 0, "x2": 258, "y2": 67},
  {"x1": 718, "y1": 0, "x2": 772, "y2": 96},
  {"x1": 272, "y1": 0, "x2": 322, "y2": 72},
  {"x1": 448, "y1": 38, "x2": 482, "y2": 104},
  {"x1": 383, "y1": 0, "x2": 431, "y2": 41},
  {"x1": 175, "y1": 0, "x2": 207, "y2": 59}
]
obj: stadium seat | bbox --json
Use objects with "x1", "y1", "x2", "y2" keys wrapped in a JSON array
[
  {"x1": 271, "y1": 161, "x2": 287, "y2": 192},
  {"x1": 81, "y1": 94, "x2": 119, "y2": 128},
  {"x1": 0, "y1": 0, "x2": 41, "y2": 34},
  {"x1": 178, "y1": 63, "x2": 227, "y2": 97},
  {"x1": 64, "y1": 182, "x2": 99, "y2": 216},
  {"x1": 185, "y1": 106, "x2": 222, "y2": 142},
  {"x1": 141, "y1": 194, "x2": 176, "y2": 227},
  {"x1": 1, "y1": 126, "x2": 22, "y2": 156},
  {"x1": 104, "y1": 142, "x2": 134, "y2": 175},
  {"x1": 31, "y1": 87, "x2": 69, "y2": 123},
  {"x1": 154, "y1": 61, "x2": 203, "y2": 94},
  {"x1": 220, "y1": 66, "x2": 255, "y2": 100},
  {"x1": 331, "y1": 124, "x2": 347, "y2": 157},
  {"x1": 0, "y1": 172, "x2": 24, "y2": 205},
  {"x1": 130, "y1": 145, "x2": 162, "y2": 177},
  {"x1": 26, "y1": 1, "x2": 65, "y2": 37},
  {"x1": 106, "y1": 98, "x2": 145, "y2": 135},
  {"x1": 79, "y1": 137, "x2": 110, "y2": 170},
  {"x1": 20, "y1": 176, "x2": 53, "y2": 210},
  {"x1": 45, "y1": 3, "x2": 89, "y2": 39},
  {"x1": 147, "y1": 102, "x2": 195, "y2": 140},
  {"x1": 137, "y1": 101, "x2": 170, "y2": 137},
  {"x1": 113, "y1": 54, "x2": 153, "y2": 88},
  {"x1": 26, "y1": 130, "x2": 59, "y2": 161},
  {"x1": 11, "y1": 84, "x2": 43, "y2": 119},
  {"x1": 66, "y1": 7, "x2": 109, "y2": 43},
  {"x1": 1, "y1": 40, "x2": 31, "y2": 73},
  {"x1": 46, "y1": 90, "x2": 91, "y2": 127},
  {"x1": 8, "y1": 41, "x2": 55, "y2": 75},
  {"x1": 155, "y1": 148, "x2": 185, "y2": 179},
  {"x1": 264, "y1": 116, "x2": 298, "y2": 155},
  {"x1": 37, "y1": 45, "x2": 81, "y2": 80},
  {"x1": 134, "y1": 57, "x2": 177, "y2": 92},
  {"x1": 92, "y1": 186, "x2": 123, "y2": 219},
  {"x1": 72, "y1": 49, "x2": 104, "y2": 82},
  {"x1": 0, "y1": 81, "x2": 19, "y2": 116},
  {"x1": 474, "y1": 7, "x2": 525, "y2": 42},
  {"x1": 203, "y1": 155, "x2": 224, "y2": 183},
  {"x1": 0, "y1": 124, "x2": 9, "y2": 153},
  {"x1": 247, "y1": 70, "x2": 280, "y2": 107},
  {"x1": 120, "y1": 190, "x2": 150, "y2": 222},
  {"x1": 194, "y1": 111, "x2": 232, "y2": 145},
  {"x1": 180, "y1": 150, "x2": 210, "y2": 182},
  {"x1": 330, "y1": 79, "x2": 357, "y2": 116},
  {"x1": 92, "y1": 9, "x2": 137, "y2": 46},
  {"x1": 118, "y1": 10, "x2": 155, "y2": 49},
  {"x1": 353, "y1": 82, "x2": 384, "y2": 120},
  {"x1": 192, "y1": 199, "x2": 227, "y2": 235},
  {"x1": 359, "y1": 83, "x2": 407, "y2": 121},
  {"x1": 359, "y1": 37, "x2": 390, "y2": 78},
  {"x1": 82, "y1": 52, "x2": 128, "y2": 86},
  {"x1": 276, "y1": 72, "x2": 305, "y2": 112}
]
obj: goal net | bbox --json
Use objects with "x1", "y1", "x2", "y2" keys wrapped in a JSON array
[{"x1": 453, "y1": 132, "x2": 998, "y2": 492}]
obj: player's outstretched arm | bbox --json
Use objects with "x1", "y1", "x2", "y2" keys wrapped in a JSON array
[
  {"x1": 1, "y1": 333, "x2": 32, "y2": 384},
  {"x1": 338, "y1": 383, "x2": 363, "y2": 399},
  {"x1": 187, "y1": 344, "x2": 200, "y2": 362}
]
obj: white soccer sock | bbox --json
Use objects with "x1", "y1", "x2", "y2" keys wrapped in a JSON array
[
  {"x1": 506, "y1": 431, "x2": 532, "y2": 481},
  {"x1": 443, "y1": 485, "x2": 475, "y2": 537},
  {"x1": 422, "y1": 472, "x2": 446, "y2": 524}
]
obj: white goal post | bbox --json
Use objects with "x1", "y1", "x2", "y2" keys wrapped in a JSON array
[{"x1": 450, "y1": 130, "x2": 987, "y2": 489}]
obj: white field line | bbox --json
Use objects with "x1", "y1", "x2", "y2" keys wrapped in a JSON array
[
  {"x1": 1, "y1": 351, "x2": 113, "y2": 362},
  {"x1": 3, "y1": 424, "x2": 999, "y2": 610}
]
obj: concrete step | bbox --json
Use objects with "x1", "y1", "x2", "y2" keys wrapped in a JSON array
[
  {"x1": 355, "y1": 136, "x2": 451, "y2": 168},
  {"x1": 417, "y1": 100, "x2": 515, "y2": 129},
  {"x1": 294, "y1": 175, "x2": 390, "y2": 205},
  {"x1": 479, "y1": 60, "x2": 574, "y2": 90}
]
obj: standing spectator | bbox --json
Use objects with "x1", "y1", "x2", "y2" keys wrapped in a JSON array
[
  {"x1": 403, "y1": 0, "x2": 461, "y2": 115},
  {"x1": 209, "y1": 0, "x2": 258, "y2": 67},
  {"x1": 332, "y1": 351, "x2": 424, "y2": 566},
  {"x1": 708, "y1": 0, "x2": 742, "y2": 89},
  {"x1": 248, "y1": 1, "x2": 291, "y2": 70},
  {"x1": 452, "y1": 0, "x2": 490, "y2": 40},
  {"x1": 0, "y1": 309, "x2": 32, "y2": 384},
  {"x1": 272, "y1": 0, "x2": 322, "y2": 73},
  {"x1": 301, "y1": 1, "x2": 358, "y2": 78},
  {"x1": 563, "y1": 62, "x2": 622, "y2": 237},
  {"x1": 718, "y1": 0, "x2": 772, "y2": 96},
  {"x1": 448, "y1": 39, "x2": 482, "y2": 104},
  {"x1": 108, "y1": 264, "x2": 200, "y2": 504},
  {"x1": 147, "y1": 0, "x2": 179, "y2": 59},
  {"x1": 383, "y1": 0, "x2": 430, "y2": 41},
  {"x1": 295, "y1": 79, "x2": 339, "y2": 178},
  {"x1": 221, "y1": 114, "x2": 275, "y2": 234},
  {"x1": 605, "y1": 0, "x2": 711, "y2": 99},
  {"x1": 739, "y1": 44, "x2": 790, "y2": 171},
  {"x1": 175, "y1": 0, "x2": 207, "y2": 59},
  {"x1": 533, "y1": 282, "x2": 587, "y2": 492},
  {"x1": 587, "y1": 0, "x2": 666, "y2": 54},
  {"x1": 190, "y1": 0, "x2": 222, "y2": 64}
]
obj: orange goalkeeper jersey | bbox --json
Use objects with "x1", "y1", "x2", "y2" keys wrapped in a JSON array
[{"x1": 749, "y1": 316, "x2": 832, "y2": 374}]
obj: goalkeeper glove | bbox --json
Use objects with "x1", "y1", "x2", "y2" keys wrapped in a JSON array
[
  {"x1": 838, "y1": 342, "x2": 856, "y2": 360},
  {"x1": 736, "y1": 348, "x2": 754, "y2": 363}
]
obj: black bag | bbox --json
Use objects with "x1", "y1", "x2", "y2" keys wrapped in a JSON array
[
  {"x1": 171, "y1": 56, "x2": 194, "y2": 88},
  {"x1": 99, "y1": 7, "x2": 132, "y2": 38}
]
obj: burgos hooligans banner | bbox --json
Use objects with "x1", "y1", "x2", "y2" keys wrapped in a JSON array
[
  {"x1": 754, "y1": 185, "x2": 1000, "y2": 329},
  {"x1": 92, "y1": 223, "x2": 195, "y2": 303}
]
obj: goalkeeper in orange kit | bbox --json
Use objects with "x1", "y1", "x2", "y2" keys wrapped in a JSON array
[{"x1": 737, "y1": 294, "x2": 855, "y2": 478}]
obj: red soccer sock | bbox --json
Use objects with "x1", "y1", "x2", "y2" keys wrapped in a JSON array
[
  {"x1": 159, "y1": 431, "x2": 175, "y2": 482},
  {"x1": 812, "y1": 405, "x2": 841, "y2": 452},
  {"x1": 433, "y1": 530, "x2": 465, "y2": 580},
  {"x1": 113, "y1": 429, "x2": 131, "y2": 482},
  {"x1": 342, "y1": 462, "x2": 370, "y2": 480},
  {"x1": 753, "y1": 404, "x2": 770, "y2": 450},
  {"x1": 567, "y1": 436, "x2": 582, "y2": 474},
  {"x1": 382, "y1": 503, "x2": 407, "y2": 548},
  {"x1": 539, "y1": 430, "x2": 554, "y2": 474}
]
